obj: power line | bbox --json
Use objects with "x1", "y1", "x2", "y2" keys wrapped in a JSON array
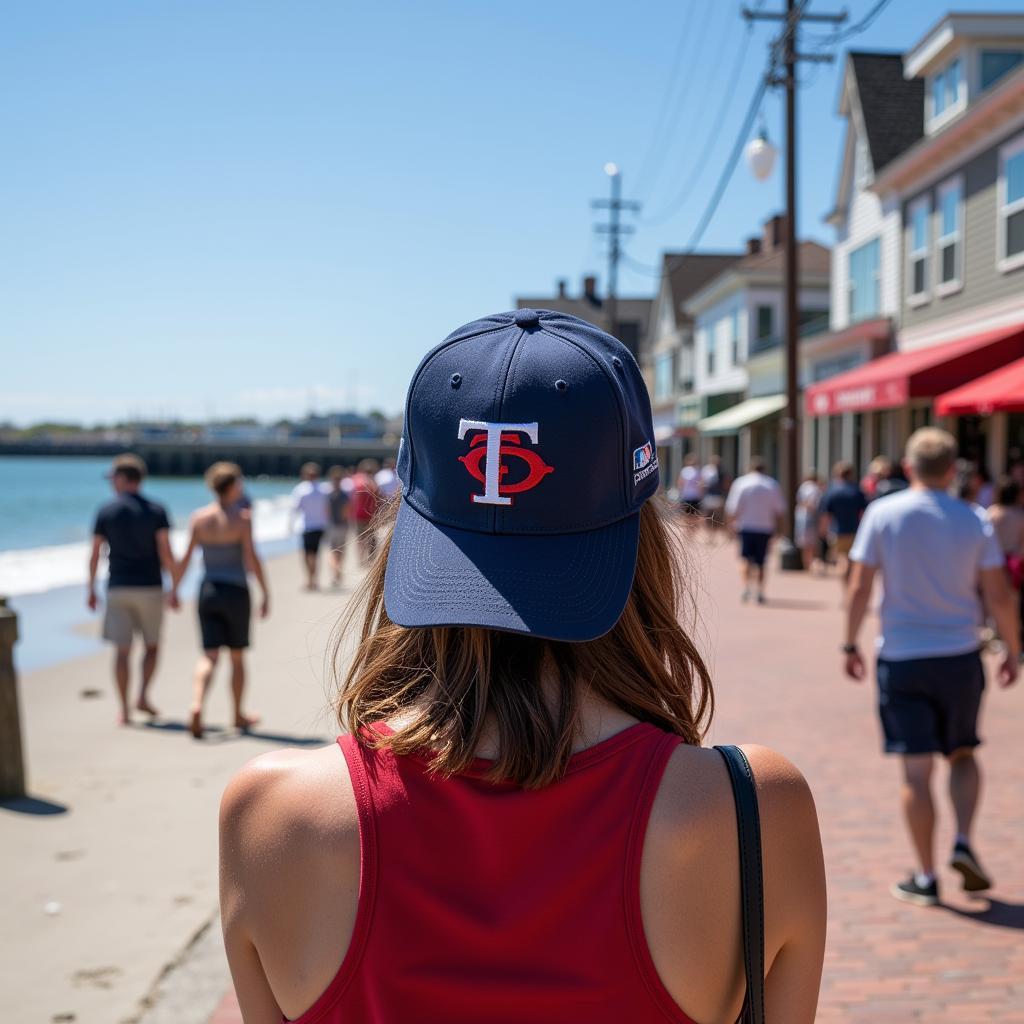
[
  {"x1": 632, "y1": 0, "x2": 719, "y2": 200},
  {"x1": 805, "y1": 0, "x2": 894, "y2": 46},
  {"x1": 622, "y1": 72, "x2": 770, "y2": 283},
  {"x1": 640, "y1": 13, "x2": 760, "y2": 226}
]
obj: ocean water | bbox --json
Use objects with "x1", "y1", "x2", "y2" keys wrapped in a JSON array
[
  {"x1": 0, "y1": 456, "x2": 298, "y2": 671},
  {"x1": 0, "y1": 456, "x2": 295, "y2": 597}
]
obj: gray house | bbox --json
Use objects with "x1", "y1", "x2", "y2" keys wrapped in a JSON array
[{"x1": 807, "y1": 12, "x2": 1024, "y2": 477}]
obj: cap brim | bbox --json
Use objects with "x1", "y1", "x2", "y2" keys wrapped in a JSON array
[{"x1": 384, "y1": 498, "x2": 639, "y2": 642}]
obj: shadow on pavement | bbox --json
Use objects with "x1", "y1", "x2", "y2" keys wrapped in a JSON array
[
  {"x1": 144, "y1": 719, "x2": 328, "y2": 747},
  {"x1": 943, "y1": 897, "x2": 1024, "y2": 930},
  {"x1": 0, "y1": 794, "x2": 69, "y2": 816}
]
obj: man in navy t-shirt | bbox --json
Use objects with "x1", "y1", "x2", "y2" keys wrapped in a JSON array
[
  {"x1": 88, "y1": 454, "x2": 178, "y2": 725},
  {"x1": 819, "y1": 460, "x2": 867, "y2": 585}
]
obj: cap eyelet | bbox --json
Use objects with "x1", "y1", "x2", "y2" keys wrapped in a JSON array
[
  {"x1": 450, "y1": 373, "x2": 462, "y2": 388},
  {"x1": 554, "y1": 379, "x2": 568, "y2": 392},
  {"x1": 611, "y1": 356, "x2": 623, "y2": 372}
]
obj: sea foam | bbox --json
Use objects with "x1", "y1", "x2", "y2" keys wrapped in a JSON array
[{"x1": 0, "y1": 495, "x2": 295, "y2": 598}]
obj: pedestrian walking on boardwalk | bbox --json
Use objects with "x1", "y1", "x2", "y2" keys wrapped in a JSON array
[
  {"x1": 819, "y1": 460, "x2": 867, "y2": 589},
  {"x1": 795, "y1": 469, "x2": 824, "y2": 574},
  {"x1": 291, "y1": 461, "x2": 331, "y2": 590},
  {"x1": 324, "y1": 465, "x2": 351, "y2": 589},
  {"x1": 844, "y1": 428, "x2": 1020, "y2": 907},
  {"x1": 676, "y1": 451, "x2": 703, "y2": 517},
  {"x1": 725, "y1": 455, "x2": 786, "y2": 605},
  {"x1": 219, "y1": 310, "x2": 826, "y2": 1024},
  {"x1": 87, "y1": 453, "x2": 178, "y2": 725},
  {"x1": 174, "y1": 462, "x2": 269, "y2": 739}
]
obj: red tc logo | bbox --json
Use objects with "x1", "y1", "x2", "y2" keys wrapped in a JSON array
[{"x1": 457, "y1": 419, "x2": 554, "y2": 506}]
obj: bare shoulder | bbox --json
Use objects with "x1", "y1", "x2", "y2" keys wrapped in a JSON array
[
  {"x1": 220, "y1": 742, "x2": 356, "y2": 843},
  {"x1": 738, "y1": 744, "x2": 822, "y2": 856}
]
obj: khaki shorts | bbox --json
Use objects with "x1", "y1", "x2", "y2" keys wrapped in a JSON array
[
  {"x1": 832, "y1": 534, "x2": 855, "y2": 557},
  {"x1": 325, "y1": 525, "x2": 349, "y2": 551},
  {"x1": 103, "y1": 587, "x2": 165, "y2": 647}
]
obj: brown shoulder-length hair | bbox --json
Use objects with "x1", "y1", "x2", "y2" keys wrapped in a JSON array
[{"x1": 331, "y1": 495, "x2": 713, "y2": 789}]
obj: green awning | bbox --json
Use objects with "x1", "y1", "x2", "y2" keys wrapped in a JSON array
[{"x1": 696, "y1": 394, "x2": 787, "y2": 437}]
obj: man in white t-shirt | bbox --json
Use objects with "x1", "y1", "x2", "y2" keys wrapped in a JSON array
[
  {"x1": 375, "y1": 458, "x2": 400, "y2": 501},
  {"x1": 291, "y1": 462, "x2": 331, "y2": 590},
  {"x1": 676, "y1": 453, "x2": 703, "y2": 515},
  {"x1": 724, "y1": 456, "x2": 785, "y2": 604},
  {"x1": 845, "y1": 428, "x2": 1019, "y2": 908}
]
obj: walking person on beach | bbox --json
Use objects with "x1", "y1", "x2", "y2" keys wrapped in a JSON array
[
  {"x1": 347, "y1": 459, "x2": 381, "y2": 565},
  {"x1": 220, "y1": 310, "x2": 826, "y2": 1024},
  {"x1": 87, "y1": 453, "x2": 178, "y2": 725},
  {"x1": 844, "y1": 429, "x2": 1020, "y2": 906},
  {"x1": 291, "y1": 462, "x2": 330, "y2": 590},
  {"x1": 725, "y1": 455, "x2": 786, "y2": 604},
  {"x1": 175, "y1": 462, "x2": 269, "y2": 739},
  {"x1": 325, "y1": 465, "x2": 351, "y2": 589}
]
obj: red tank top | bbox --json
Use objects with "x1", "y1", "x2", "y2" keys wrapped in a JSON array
[{"x1": 287, "y1": 720, "x2": 695, "y2": 1024}]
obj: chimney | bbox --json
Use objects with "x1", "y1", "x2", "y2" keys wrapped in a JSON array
[
  {"x1": 557, "y1": 279, "x2": 567, "y2": 299},
  {"x1": 745, "y1": 237, "x2": 762, "y2": 256},
  {"x1": 582, "y1": 275, "x2": 598, "y2": 302},
  {"x1": 762, "y1": 213, "x2": 787, "y2": 252}
]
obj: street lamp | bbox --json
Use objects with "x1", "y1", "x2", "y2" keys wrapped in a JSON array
[{"x1": 745, "y1": 129, "x2": 778, "y2": 182}]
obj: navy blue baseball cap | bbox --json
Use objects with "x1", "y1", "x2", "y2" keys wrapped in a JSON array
[{"x1": 384, "y1": 308, "x2": 660, "y2": 642}]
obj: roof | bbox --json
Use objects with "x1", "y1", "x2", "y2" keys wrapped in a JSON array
[
  {"x1": 733, "y1": 239, "x2": 831, "y2": 276},
  {"x1": 513, "y1": 296, "x2": 652, "y2": 329},
  {"x1": 849, "y1": 52, "x2": 924, "y2": 173},
  {"x1": 661, "y1": 252, "x2": 744, "y2": 317}
]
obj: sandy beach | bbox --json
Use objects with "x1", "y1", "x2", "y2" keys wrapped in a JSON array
[{"x1": 0, "y1": 545, "x2": 362, "y2": 1024}]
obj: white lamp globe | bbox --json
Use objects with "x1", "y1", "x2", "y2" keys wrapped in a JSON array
[
  {"x1": 604, "y1": 162, "x2": 620, "y2": 177},
  {"x1": 745, "y1": 131, "x2": 777, "y2": 182}
]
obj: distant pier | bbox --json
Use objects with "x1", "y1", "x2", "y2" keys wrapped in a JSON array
[{"x1": 0, "y1": 437, "x2": 398, "y2": 477}]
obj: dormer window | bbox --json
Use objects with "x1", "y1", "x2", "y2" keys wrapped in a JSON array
[
  {"x1": 980, "y1": 49, "x2": 1024, "y2": 92},
  {"x1": 929, "y1": 57, "x2": 964, "y2": 128}
]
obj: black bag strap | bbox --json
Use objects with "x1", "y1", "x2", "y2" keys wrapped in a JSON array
[{"x1": 714, "y1": 744, "x2": 765, "y2": 1024}]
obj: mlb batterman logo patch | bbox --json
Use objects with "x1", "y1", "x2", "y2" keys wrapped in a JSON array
[{"x1": 632, "y1": 441, "x2": 658, "y2": 487}]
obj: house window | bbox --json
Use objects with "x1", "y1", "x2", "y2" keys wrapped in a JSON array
[
  {"x1": 731, "y1": 309, "x2": 741, "y2": 365},
  {"x1": 756, "y1": 305, "x2": 773, "y2": 340},
  {"x1": 981, "y1": 50, "x2": 1024, "y2": 91},
  {"x1": 930, "y1": 57, "x2": 963, "y2": 125},
  {"x1": 908, "y1": 197, "x2": 930, "y2": 300},
  {"x1": 999, "y1": 134, "x2": 1024, "y2": 272},
  {"x1": 654, "y1": 352, "x2": 675, "y2": 401},
  {"x1": 847, "y1": 238, "x2": 880, "y2": 321},
  {"x1": 936, "y1": 176, "x2": 963, "y2": 291},
  {"x1": 706, "y1": 342, "x2": 715, "y2": 377}
]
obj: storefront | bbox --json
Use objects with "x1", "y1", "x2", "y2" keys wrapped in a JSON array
[
  {"x1": 696, "y1": 394, "x2": 787, "y2": 478},
  {"x1": 801, "y1": 318, "x2": 892, "y2": 476},
  {"x1": 805, "y1": 322, "x2": 1024, "y2": 477},
  {"x1": 936, "y1": 357, "x2": 1024, "y2": 473}
]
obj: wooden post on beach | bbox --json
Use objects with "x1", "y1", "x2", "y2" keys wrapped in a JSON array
[{"x1": 0, "y1": 597, "x2": 26, "y2": 799}]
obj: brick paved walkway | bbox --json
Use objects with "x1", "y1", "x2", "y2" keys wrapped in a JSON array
[{"x1": 208, "y1": 535, "x2": 1024, "y2": 1022}]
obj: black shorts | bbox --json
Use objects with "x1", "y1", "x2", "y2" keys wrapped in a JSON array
[
  {"x1": 302, "y1": 529, "x2": 325, "y2": 555},
  {"x1": 739, "y1": 530, "x2": 772, "y2": 567},
  {"x1": 877, "y1": 650, "x2": 984, "y2": 756},
  {"x1": 198, "y1": 580, "x2": 251, "y2": 650}
]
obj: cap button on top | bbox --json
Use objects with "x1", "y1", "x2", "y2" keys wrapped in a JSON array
[{"x1": 514, "y1": 308, "x2": 541, "y2": 328}]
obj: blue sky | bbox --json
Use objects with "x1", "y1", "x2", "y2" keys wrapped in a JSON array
[{"x1": 3, "y1": 0, "x2": 1022, "y2": 425}]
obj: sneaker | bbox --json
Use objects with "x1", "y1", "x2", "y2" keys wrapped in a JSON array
[
  {"x1": 741, "y1": 589, "x2": 750, "y2": 603},
  {"x1": 891, "y1": 875, "x2": 939, "y2": 907},
  {"x1": 951, "y1": 841, "x2": 992, "y2": 892},
  {"x1": 756, "y1": 592, "x2": 766, "y2": 605}
]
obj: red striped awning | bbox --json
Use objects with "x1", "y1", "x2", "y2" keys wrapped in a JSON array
[
  {"x1": 936, "y1": 357, "x2": 1024, "y2": 416},
  {"x1": 805, "y1": 323, "x2": 1024, "y2": 417}
]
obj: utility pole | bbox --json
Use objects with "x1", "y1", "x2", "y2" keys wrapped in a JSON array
[
  {"x1": 743, "y1": 0, "x2": 844, "y2": 569},
  {"x1": 592, "y1": 163, "x2": 641, "y2": 344}
]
